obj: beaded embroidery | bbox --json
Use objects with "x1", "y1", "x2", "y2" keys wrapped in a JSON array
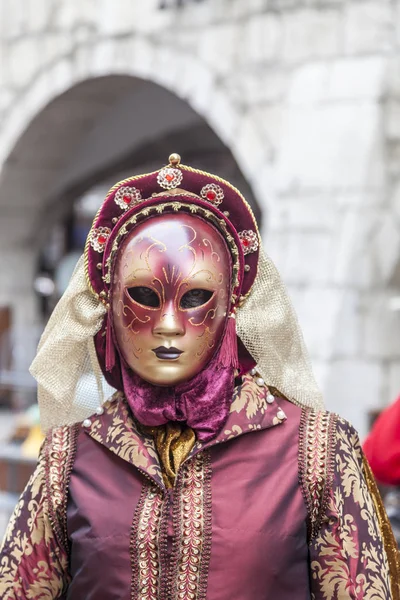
[
  {"x1": 157, "y1": 168, "x2": 183, "y2": 190},
  {"x1": 89, "y1": 227, "x2": 111, "y2": 253},
  {"x1": 114, "y1": 186, "x2": 142, "y2": 210},
  {"x1": 200, "y1": 183, "x2": 224, "y2": 207},
  {"x1": 238, "y1": 230, "x2": 259, "y2": 255}
]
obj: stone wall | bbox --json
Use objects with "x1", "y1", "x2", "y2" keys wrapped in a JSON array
[{"x1": 1, "y1": 0, "x2": 400, "y2": 435}]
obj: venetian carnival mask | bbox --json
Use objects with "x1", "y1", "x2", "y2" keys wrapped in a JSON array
[{"x1": 112, "y1": 213, "x2": 232, "y2": 386}]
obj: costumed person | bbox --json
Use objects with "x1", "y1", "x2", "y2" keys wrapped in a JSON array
[
  {"x1": 0, "y1": 154, "x2": 399, "y2": 599},
  {"x1": 364, "y1": 395, "x2": 400, "y2": 487}
]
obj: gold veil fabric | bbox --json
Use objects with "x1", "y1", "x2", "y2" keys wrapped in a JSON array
[
  {"x1": 236, "y1": 246, "x2": 323, "y2": 411},
  {"x1": 30, "y1": 243, "x2": 323, "y2": 432},
  {"x1": 30, "y1": 256, "x2": 110, "y2": 431}
]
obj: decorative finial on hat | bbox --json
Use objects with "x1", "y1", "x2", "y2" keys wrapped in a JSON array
[{"x1": 169, "y1": 153, "x2": 181, "y2": 167}]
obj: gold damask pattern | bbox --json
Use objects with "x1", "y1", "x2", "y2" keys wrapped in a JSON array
[
  {"x1": 309, "y1": 416, "x2": 393, "y2": 599},
  {"x1": 0, "y1": 441, "x2": 70, "y2": 599},
  {"x1": 87, "y1": 394, "x2": 165, "y2": 489},
  {"x1": 363, "y1": 456, "x2": 400, "y2": 600},
  {"x1": 212, "y1": 373, "x2": 285, "y2": 444}
]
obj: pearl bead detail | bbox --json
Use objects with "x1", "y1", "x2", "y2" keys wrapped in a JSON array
[
  {"x1": 250, "y1": 367, "x2": 257, "y2": 376},
  {"x1": 266, "y1": 393, "x2": 275, "y2": 404},
  {"x1": 82, "y1": 419, "x2": 92, "y2": 428},
  {"x1": 277, "y1": 410, "x2": 286, "y2": 420},
  {"x1": 255, "y1": 377, "x2": 264, "y2": 387},
  {"x1": 95, "y1": 406, "x2": 104, "y2": 415}
]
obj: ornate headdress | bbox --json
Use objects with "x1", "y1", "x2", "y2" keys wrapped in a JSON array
[{"x1": 31, "y1": 154, "x2": 323, "y2": 431}]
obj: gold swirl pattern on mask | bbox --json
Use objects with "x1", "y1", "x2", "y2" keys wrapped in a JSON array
[{"x1": 102, "y1": 202, "x2": 240, "y2": 307}]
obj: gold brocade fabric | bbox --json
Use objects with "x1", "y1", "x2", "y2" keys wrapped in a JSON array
[
  {"x1": 30, "y1": 256, "x2": 109, "y2": 431},
  {"x1": 363, "y1": 456, "x2": 400, "y2": 600},
  {"x1": 141, "y1": 422, "x2": 196, "y2": 488}
]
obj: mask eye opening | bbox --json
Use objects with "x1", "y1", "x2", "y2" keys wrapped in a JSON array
[
  {"x1": 127, "y1": 286, "x2": 161, "y2": 308},
  {"x1": 180, "y1": 289, "x2": 214, "y2": 310}
]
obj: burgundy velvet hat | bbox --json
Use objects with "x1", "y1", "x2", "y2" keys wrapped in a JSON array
[{"x1": 84, "y1": 154, "x2": 261, "y2": 386}]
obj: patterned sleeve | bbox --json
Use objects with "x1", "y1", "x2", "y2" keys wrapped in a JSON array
[
  {"x1": 309, "y1": 416, "x2": 400, "y2": 600},
  {"x1": 0, "y1": 439, "x2": 70, "y2": 599}
]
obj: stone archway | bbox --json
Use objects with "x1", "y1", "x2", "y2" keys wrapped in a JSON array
[{"x1": 0, "y1": 36, "x2": 269, "y2": 209}]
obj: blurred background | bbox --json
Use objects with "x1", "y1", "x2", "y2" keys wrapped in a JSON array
[{"x1": 1, "y1": 0, "x2": 400, "y2": 533}]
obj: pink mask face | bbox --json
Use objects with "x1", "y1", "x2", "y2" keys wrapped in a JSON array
[{"x1": 112, "y1": 213, "x2": 231, "y2": 386}]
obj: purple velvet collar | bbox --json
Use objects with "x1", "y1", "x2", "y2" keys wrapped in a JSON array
[{"x1": 121, "y1": 356, "x2": 234, "y2": 442}]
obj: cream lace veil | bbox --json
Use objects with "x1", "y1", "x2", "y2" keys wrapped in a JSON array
[{"x1": 30, "y1": 165, "x2": 324, "y2": 431}]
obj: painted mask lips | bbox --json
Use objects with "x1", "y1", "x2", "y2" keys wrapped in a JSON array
[{"x1": 152, "y1": 346, "x2": 184, "y2": 360}]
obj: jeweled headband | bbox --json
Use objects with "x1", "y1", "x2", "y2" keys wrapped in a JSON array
[{"x1": 85, "y1": 153, "x2": 260, "y2": 312}]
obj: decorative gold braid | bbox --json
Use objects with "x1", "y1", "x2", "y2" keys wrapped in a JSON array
[
  {"x1": 84, "y1": 203, "x2": 103, "y2": 298},
  {"x1": 363, "y1": 456, "x2": 400, "y2": 600}
]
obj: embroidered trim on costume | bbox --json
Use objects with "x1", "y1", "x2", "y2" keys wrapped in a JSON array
[
  {"x1": 168, "y1": 452, "x2": 212, "y2": 600},
  {"x1": 363, "y1": 456, "x2": 400, "y2": 600},
  {"x1": 131, "y1": 482, "x2": 164, "y2": 600},
  {"x1": 298, "y1": 409, "x2": 337, "y2": 541},
  {"x1": 45, "y1": 423, "x2": 79, "y2": 552}
]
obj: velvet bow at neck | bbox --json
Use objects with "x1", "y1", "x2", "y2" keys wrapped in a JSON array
[{"x1": 121, "y1": 356, "x2": 235, "y2": 442}]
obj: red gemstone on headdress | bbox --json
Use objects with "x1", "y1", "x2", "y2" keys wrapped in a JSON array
[
  {"x1": 165, "y1": 174, "x2": 174, "y2": 182},
  {"x1": 97, "y1": 234, "x2": 107, "y2": 245},
  {"x1": 123, "y1": 195, "x2": 131, "y2": 204},
  {"x1": 242, "y1": 239, "x2": 250, "y2": 247},
  {"x1": 206, "y1": 190, "x2": 216, "y2": 201}
]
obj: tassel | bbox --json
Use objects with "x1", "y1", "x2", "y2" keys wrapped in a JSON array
[
  {"x1": 219, "y1": 312, "x2": 239, "y2": 370},
  {"x1": 105, "y1": 312, "x2": 116, "y2": 372}
]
